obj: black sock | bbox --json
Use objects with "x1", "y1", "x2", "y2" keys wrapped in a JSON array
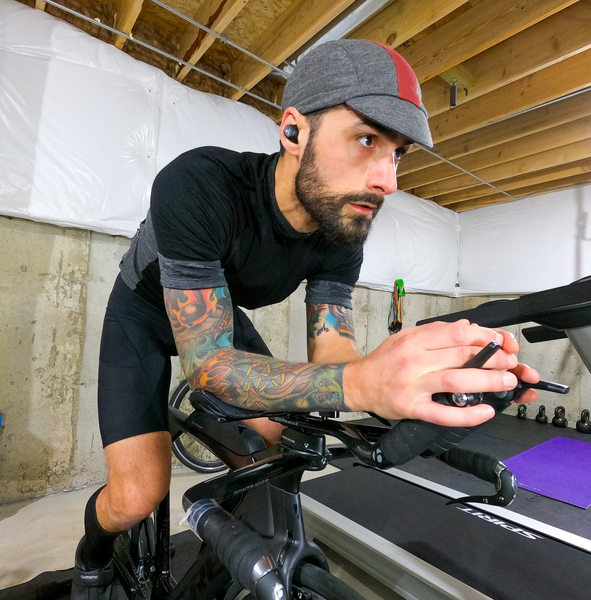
[{"x1": 80, "y1": 485, "x2": 120, "y2": 570}]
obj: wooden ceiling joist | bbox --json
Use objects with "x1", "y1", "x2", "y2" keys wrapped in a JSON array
[
  {"x1": 434, "y1": 158, "x2": 591, "y2": 206},
  {"x1": 398, "y1": 89, "x2": 591, "y2": 177},
  {"x1": 227, "y1": 0, "x2": 358, "y2": 102},
  {"x1": 114, "y1": 0, "x2": 145, "y2": 50},
  {"x1": 398, "y1": 114, "x2": 591, "y2": 190},
  {"x1": 452, "y1": 172, "x2": 591, "y2": 212},
  {"x1": 345, "y1": 0, "x2": 468, "y2": 48},
  {"x1": 176, "y1": 0, "x2": 250, "y2": 83},
  {"x1": 397, "y1": 0, "x2": 578, "y2": 84},
  {"x1": 420, "y1": 0, "x2": 591, "y2": 118},
  {"x1": 415, "y1": 138, "x2": 591, "y2": 198},
  {"x1": 428, "y1": 47, "x2": 591, "y2": 145},
  {"x1": 34, "y1": 0, "x2": 591, "y2": 211}
]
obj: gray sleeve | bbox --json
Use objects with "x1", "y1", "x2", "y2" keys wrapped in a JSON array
[
  {"x1": 158, "y1": 253, "x2": 228, "y2": 290},
  {"x1": 305, "y1": 280, "x2": 355, "y2": 309}
]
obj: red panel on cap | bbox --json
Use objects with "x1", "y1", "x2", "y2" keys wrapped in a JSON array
[{"x1": 375, "y1": 43, "x2": 420, "y2": 109}]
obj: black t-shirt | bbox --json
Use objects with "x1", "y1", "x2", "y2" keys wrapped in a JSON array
[{"x1": 119, "y1": 147, "x2": 363, "y2": 312}]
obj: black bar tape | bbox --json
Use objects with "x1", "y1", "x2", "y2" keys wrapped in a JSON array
[
  {"x1": 421, "y1": 425, "x2": 473, "y2": 457},
  {"x1": 378, "y1": 420, "x2": 472, "y2": 467},
  {"x1": 438, "y1": 447, "x2": 498, "y2": 483},
  {"x1": 199, "y1": 507, "x2": 275, "y2": 592}
]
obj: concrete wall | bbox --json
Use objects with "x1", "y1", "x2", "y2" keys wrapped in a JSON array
[{"x1": 0, "y1": 215, "x2": 588, "y2": 504}]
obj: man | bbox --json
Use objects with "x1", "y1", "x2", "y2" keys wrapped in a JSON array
[{"x1": 72, "y1": 39, "x2": 539, "y2": 599}]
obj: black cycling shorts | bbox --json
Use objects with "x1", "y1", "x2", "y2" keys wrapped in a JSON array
[{"x1": 97, "y1": 274, "x2": 272, "y2": 447}]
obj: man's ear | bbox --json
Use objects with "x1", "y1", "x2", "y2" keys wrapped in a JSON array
[{"x1": 279, "y1": 108, "x2": 308, "y2": 158}]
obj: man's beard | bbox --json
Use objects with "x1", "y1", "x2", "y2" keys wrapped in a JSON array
[{"x1": 294, "y1": 140, "x2": 384, "y2": 247}]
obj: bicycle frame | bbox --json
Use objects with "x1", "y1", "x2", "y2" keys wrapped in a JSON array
[
  {"x1": 116, "y1": 394, "x2": 523, "y2": 599},
  {"x1": 117, "y1": 405, "x2": 379, "y2": 599}
]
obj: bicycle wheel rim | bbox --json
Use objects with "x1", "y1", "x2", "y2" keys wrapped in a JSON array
[
  {"x1": 169, "y1": 380, "x2": 226, "y2": 473},
  {"x1": 222, "y1": 563, "x2": 365, "y2": 600},
  {"x1": 294, "y1": 563, "x2": 366, "y2": 600}
]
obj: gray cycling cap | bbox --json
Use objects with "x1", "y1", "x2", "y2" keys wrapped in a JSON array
[{"x1": 282, "y1": 39, "x2": 433, "y2": 148}]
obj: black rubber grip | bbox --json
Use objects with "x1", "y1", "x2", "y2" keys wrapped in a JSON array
[
  {"x1": 438, "y1": 447, "x2": 498, "y2": 483},
  {"x1": 378, "y1": 420, "x2": 473, "y2": 466},
  {"x1": 198, "y1": 507, "x2": 275, "y2": 593}
]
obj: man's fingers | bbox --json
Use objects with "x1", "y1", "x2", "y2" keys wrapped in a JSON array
[
  {"x1": 424, "y1": 346, "x2": 518, "y2": 373},
  {"x1": 423, "y1": 367, "x2": 518, "y2": 395},
  {"x1": 492, "y1": 328, "x2": 519, "y2": 354},
  {"x1": 516, "y1": 388, "x2": 539, "y2": 404},
  {"x1": 411, "y1": 320, "x2": 507, "y2": 352},
  {"x1": 413, "y1": 401, "x2": 495, "y2": 427},
  {"x1": 510, "y1": 363, "x2": 540, "y2": 384}
]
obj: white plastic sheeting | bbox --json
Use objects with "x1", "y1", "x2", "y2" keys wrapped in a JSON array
[
  {"x1": 0, "y1": 0, "x2": 279, "y2": 236},
  {"x1": 0, "y1": 0, "x2": 461, "y2": 295},
  {"x1": 459, "y1": 185, "x2": 591, "y2": 295},
  {"x1": 360, "y1": 191, "x2": 459, "y2": 295},
  {"x1": 3, "y1": 0, "x2": 586, "y2": 297}
]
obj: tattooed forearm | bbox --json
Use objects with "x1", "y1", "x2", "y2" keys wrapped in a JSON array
[
  {"x1": 164, "y1": 287, "x2": 350, "y2": 412},
  {"x1": 196, "y1": 350, "x2": 347, "y2": 411},
  {"x1": 307, "y1": 304, "x2": 355, "y2": 341},
  {"x1": 165, "y1": 287, "x2": 233, "y2": 359}
]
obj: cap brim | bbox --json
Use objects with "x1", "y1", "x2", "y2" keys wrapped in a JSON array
[{"x1": 346, "y1": 95, "x2": 433, "y2": 148}]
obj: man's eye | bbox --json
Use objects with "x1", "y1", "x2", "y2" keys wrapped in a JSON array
[
  {"x1": 358, "y1": 135, "x2": 375, "y2": 148},
  {"x1": 394, "y1": 148, "x2": 406, "y2": 161}
]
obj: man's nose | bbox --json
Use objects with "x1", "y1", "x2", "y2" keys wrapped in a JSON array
[{"x1": 367, "y1": 156, "x2": 398, "y2": 196}]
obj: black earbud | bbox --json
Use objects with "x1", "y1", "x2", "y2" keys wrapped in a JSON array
[{"x1": 283, "y1": 125, "x2": 299, "y2": 143}]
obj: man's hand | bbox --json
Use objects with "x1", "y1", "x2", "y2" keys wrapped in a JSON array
[{"x1": 343, "y1": 320, "x2": 540, "y2": 427}]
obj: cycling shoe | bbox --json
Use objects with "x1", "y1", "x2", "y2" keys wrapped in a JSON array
[{"x1": 71, "y1": 537, "x2": 114, "y2": 600}]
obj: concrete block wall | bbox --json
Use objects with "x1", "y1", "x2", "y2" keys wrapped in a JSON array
[{"x1": 0, "y1": 214, "x2": 588, "y2": 504}]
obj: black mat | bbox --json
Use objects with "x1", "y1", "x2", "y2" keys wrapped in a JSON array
[
  {"x1": 302, "y1": 464, "x2": 591, "y2": 600},
  {"x1": 0, "y1": 530, "x2": 202, "y2": 600},
  {"x1": 333, "y1": 414, "x2": 591, "y2": 536}
]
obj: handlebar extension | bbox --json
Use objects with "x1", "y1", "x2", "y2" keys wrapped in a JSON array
[{"x1": 373, "y1": 421, "x2": 473, "y2": 468}]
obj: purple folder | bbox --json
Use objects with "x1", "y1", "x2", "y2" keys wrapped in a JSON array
[{"x1": 503, "y1": 436, "x2": 591, "y2": 509}]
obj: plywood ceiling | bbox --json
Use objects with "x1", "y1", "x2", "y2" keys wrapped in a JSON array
[{"x1": 19, "y1": 0, "x2": 591, "y2": 211}]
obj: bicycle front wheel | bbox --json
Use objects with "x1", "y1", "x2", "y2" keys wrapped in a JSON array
[
  {"x1": 295, "y1": 563, "x2": 366, "y2": 600},
  {"x1": 221, "y1": 563, "x2": 366, "y2": 600},
  {"x1": 169, "y1": 380, "x2": 226, "y2": 473}
]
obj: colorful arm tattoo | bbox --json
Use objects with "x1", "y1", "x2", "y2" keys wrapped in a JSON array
[
  {"x1": 164, "y1": 287, "x2": 349, "y2": 412},
  {"x1": 306, "y1": 304, "x2": 356, "y2": 342}
]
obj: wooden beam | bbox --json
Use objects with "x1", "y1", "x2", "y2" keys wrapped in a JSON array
[
  {"x1": 176, "y1": 0, "x2": 228, "y2": 60},
  {"x1": 35, "y1": 0, "x2": 46, "y2": 11},
  {"x1": 398, "y1": 89, "x2": 591, "y2": 176},
  {"x1": 438, "y1": 64, "x2": 475, "y2": 90},
  {"x1": 176, "y1": 0, "x2": 250, "y2": 83},
  {"x1": 114, "y1": 0, "x2": 144, "y2": 50},
  {"x1": 398, "y1": 114, "x2": 591, "y2": 190},
  {"x1": 346, "y1": 0, "x2": 468, "y2": 48},
  {"x1": 227, "y1": 0, "x2": 358, "y2": 101},
  {"x1": 415, "y1": 139, "x2": 591, "y2": 198},
  {"x1": 423, "y1": 0, "x2": 591, "y2": 117},
  {"x1": 452, "y1": 174, "x2": 591, "y2": 211},
  {"x1": 399, "y1": 0, "x2": 578, "y2": 84},
  {"x1": 434, "y1": 159, "x2": 591, "y2": 205},
  {"x1": 428, "y1": 47, "x2": 591, "y2": 145}
]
